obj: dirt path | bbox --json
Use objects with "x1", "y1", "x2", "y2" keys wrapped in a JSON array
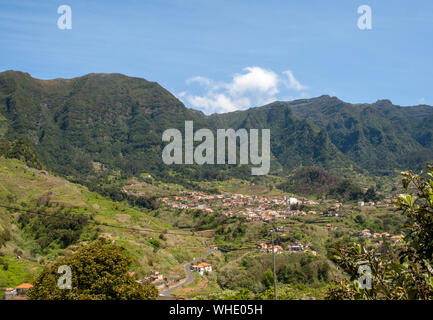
[{"x1": 159, "y1": 247, "x2": 211, "y2": 298}]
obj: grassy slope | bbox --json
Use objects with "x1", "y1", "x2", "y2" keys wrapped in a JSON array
[{"x1": 0, "y1": 157, "x2": 211, "y2": 295}]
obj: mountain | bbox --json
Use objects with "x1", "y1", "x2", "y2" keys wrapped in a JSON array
[
  {"x1": 285, "y1": 96, "x2": 433, "y2": 173},
  {"x1": 207, "y1": 101, "x2": 354, "y2": 172},
  {"x1": 0, "y1": 70, "x2": 432, "y2": 183},
  {"x1": 0, "y1": 70, "x2": 208, "y2": 180}
]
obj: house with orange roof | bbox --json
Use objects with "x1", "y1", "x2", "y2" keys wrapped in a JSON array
[
  {"x1": 191, "y1": 262, "x2": 212, "y2": 275},
  {"x1": 354, "y1": 229, "x2": 372, "y2": 238},
  {"x1": 15, "y1": 283, "x2": 33, "y2": 296},
  {"x1": 391, "y1": 235, "x2": 403, "y2": 242},
  {"x1": 267, "y1": 245, "x2": 283, "y2": 254}
]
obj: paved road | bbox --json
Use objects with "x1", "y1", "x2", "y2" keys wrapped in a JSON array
[{"x1": 159, "y1": 247, "x2": 211, "y2": 298}]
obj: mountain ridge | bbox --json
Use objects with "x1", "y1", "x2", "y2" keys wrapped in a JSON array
[{"x1": 0, "y1": 70, "x2": 432, "y2": 182}]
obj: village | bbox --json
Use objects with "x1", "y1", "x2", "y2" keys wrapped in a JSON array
[
  {"x1": 257, "y1": 241, "x2": 317, "y2": 256},
  {"x1": 160, "y1": 191, "x2": 404, "y2": 249},
  {"x1": 352, "y1": 229, "x2": 403, "y2": 242},
  {"x1": 160, "y1": 191, "x2": 399, "y2": 223}
]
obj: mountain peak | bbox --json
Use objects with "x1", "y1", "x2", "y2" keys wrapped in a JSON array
[
  {"x1": 375, "y1": 99, "x2": 393, "y2": 106},
  {"x1": 0, "y1": 70, "x2": 32, "y2": 79}
]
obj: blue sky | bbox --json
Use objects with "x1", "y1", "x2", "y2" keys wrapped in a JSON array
[{"x1": 0, "y1": 0, "x2": 432, "y2": 114}]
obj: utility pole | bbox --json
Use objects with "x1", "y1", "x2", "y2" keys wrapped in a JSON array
[{"x1": 270, "y1": 228, "x2": 277, "y2": 300}]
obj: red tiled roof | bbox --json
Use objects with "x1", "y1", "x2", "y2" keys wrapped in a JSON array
[
  {"x1": 16, "y1": 283, "x2": 33, "y2": 289},
  {"x1": 197, "y1": 262, "x2": 211, "y2": 267}
]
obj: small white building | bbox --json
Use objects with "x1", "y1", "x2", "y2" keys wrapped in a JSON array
[
  {"x1": 192, "y1": 262, "x2": 212, "y2": 276},
  {"x1": 357, "y1": 201, "x2": 365, "y2": 207},
  {"x1": 4, "y1": 288, "x2": 17, "y2": 300},
  {"x1": 287, "y1": 197, "x2": 298, "y2": 205}
]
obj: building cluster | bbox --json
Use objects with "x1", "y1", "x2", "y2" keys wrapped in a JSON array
[
  {"x1": 4, "y1": 283, "x2": 33, "y2": 300},
  {"x1": 353, "y1": 229, "x2": 403, "y2": 241},
  {"x1": 258, "y1": 242, "x2": 317, "y2": 256},
  {"x1": 161, "y1": 192, "x2": 324, "y2": 222},
  {"x1": 161, "y1": 192, "x2": 399, "y2": 225},
  {"x1": 357, "y1": 198, "x2": 398, "y2": 208}
]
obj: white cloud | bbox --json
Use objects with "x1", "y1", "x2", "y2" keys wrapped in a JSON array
[
  {"x1": 229, "y1": 66, "x2": 279, "y2": 97},
  {"x1": 187, "y1": 93, "x2": 251, "y2": 114},
  {"x1": 186, "y1": 76, "x2": 213, "y2": 87},
  {"x1": 282, "y1": 70, "x2": 309, "y2": 91},
  {"x1": 180, "y1": 67, "x2": 309, "y2": 114}
]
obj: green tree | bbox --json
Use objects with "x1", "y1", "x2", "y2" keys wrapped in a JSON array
[
  {"x1": 263, "y1": 269, "x2": 274, "y2": 289},
  {"x1": 326, "y1": 167, "x2": 433, "y2": 300},
  {"x1": 206, "y1": 288, "x2": 253, "y2": 300},
  {"x1": 28, "y1": 240, "x2": 158, "y2": 300},
  {"x1": 364, "y1": 187, "x2": 380, "y2": 202}
]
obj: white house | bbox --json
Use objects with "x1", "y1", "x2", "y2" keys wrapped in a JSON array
[
  {"x1": 287, "y1": 197, "x2": 298, "y2": 205},
  {"x1": 192, "y1": 262, "x2": 212, "y2": 276},
  {"x1": 4, "y1": 288, "x2": 17, "y2": 300}
]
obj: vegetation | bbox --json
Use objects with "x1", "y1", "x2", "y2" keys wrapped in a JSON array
[
  {"x1": 0, "y1": 157, "x2": 210, "y2": 297},
  {"x1": 327, "y1": 167, "x2": 433, "y2": 299},
  {"x1": 18, "y1": 207, "x2": 89, "y2": 251},
  {"x1": 0, "y1": 137, "x2": 45, "y2": 170},
  {"x1": 289, "y1": 96, "x2": 433, "y2": 174},
  {"x1": 217, "y1": 252, "x2": 336, "y2": 294},
  {"x1": 327, "y1": 179, "x2": 364, "y2": 202},
  {"x1": 277, "y1": 166, "x2": 341, "y2": 196},
  {"x1": 28, "y1": 240, "x2": 158, "y2": 300}
]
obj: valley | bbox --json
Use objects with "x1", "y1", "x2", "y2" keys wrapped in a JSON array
[
  {"x1": 0, "y1": 154, "x2": 408, "y2": 300},
  {"x1": 0, "y1": 71, "x2": 430, "y2": 300}
]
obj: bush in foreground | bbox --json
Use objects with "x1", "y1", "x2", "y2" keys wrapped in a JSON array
[{"x1": 28, "y1": 240, "x2": 158, "y2": 300}]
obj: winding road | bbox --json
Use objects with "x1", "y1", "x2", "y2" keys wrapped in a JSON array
[{"x1": 159, "y1": 247, "x2": 212, "y2": 299}]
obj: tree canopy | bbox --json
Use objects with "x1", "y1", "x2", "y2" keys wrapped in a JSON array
[
  {"x1": 28, "y1": 240, "x2": 158, "y2": 300},
  {"x1": 327, "y1": 166, "x2": 433, "y2": 300}
]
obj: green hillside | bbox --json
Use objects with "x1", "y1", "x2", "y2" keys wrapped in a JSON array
[
  {"x1": 1, "y1": 71, "x2": 432, "y2": 185},
  {"x1": 0, "y1": 156, "x2": 210, "y2": 297},
  {"x1": 287, "y1": 96, "x2": 433, "y2": 173},
  {"x1": 0, "y1": 137, "x2": 45, "y2": 170},
  {"x1": 0, "y1": 71, "x2": 209, "y2": 182},
  {"x1": 277, "y1": 167, "x2": 342, "y2": 196},
  {"x1": 208, "y1": 102, "x2": 354, "y2": 172}
]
